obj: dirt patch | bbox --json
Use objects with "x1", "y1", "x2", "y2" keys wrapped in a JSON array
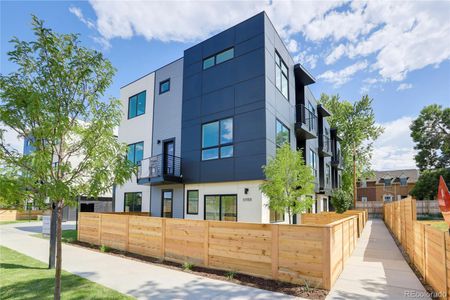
[
  {"x1": 385, "y1": 223, "x2": 439, "y2": 300},
  {"x1": 71, "y1": 240, "x2": 328, "y2": 299}
]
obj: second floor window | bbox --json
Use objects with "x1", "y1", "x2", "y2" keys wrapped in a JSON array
[
  {"x1": 276, "y1": 120, "x2": 290, "y2": 147},
  {"x1": 309, "y1": 149, "x2": 317, "y2": 178},
  {"x1": 202, "y1": 118, "x2": 233, "y2": 161},
  {"x1": 275, "y1": 51, "x2": 288, "y2": 99},
  {"x1": 159, "y1": 79, "x2": 170, "y2": 94},
  {"x1": 128, "y1": 91, "x2": 146, "y2": 119},
  {"x1": 203, "y1": 48, "x2": 234, "y2": 70},
  {"x1": 127, "y1": 142, "x2": 144, "y2": 164},
  {"x1": 384, "y1": 178, "x2": 392, "y2": 187},
  {"x1": 400, "y1": 176, "x2": 408, "y2": 186},
  {"x1": 326, "y1": 164, "x2": 331, "y2": 186}
]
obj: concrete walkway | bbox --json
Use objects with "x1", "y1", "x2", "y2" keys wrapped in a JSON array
[
  {"x1": 0, "y1": 221, "x2": 294, "y2": 300},
  {"x1": 327, "y1": 219, "x2": 430, "y2": 300}
]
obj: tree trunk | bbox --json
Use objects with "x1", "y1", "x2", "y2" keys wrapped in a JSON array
[
  {"x1": 48, "y1": 203, "x2": 57, "y2": 269},
  {"x1": 54, "y1": 201, "x2": 63, "y2": 300},
  {"x1": 353, "y1": 147, "x2": 357, "y2": 208}
]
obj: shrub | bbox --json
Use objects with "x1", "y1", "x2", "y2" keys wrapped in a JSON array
[
  {"x1": 99, "y1": 245, "x2": 110, "y2": 253},
  {"x1": 182, "y1": 262, "x2": 194, "y2": 271},
  {"x1": 331, "y1": 189, "x2": 352, "y2": 213},
  {"x1": 225, "y1": 270, "x2": 236, "y2": 280}
]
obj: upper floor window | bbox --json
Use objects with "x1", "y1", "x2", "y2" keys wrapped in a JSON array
[
  {"x1": 275, "y1": 51, "x2": 289, "y2": 99},
  {"x1": 361, "y1": 178, "x2": 367, "y2": 188},
  {"x1": 127, "y1": 142, "x2": 144, "y2": 164},
  {"x1": 384, "y1": 178, "x2": 392, "y2": 187},
  {"x1": 202, "y1": 118, "x2": 233, "y2": 160},
  {"x1": 159, "y1": 79, "x2": 170, "y2": 94},
  {"x1": 326, "y1": 164, "x2": 331, "y2": 186},
  {"x1": 203, "y1": 48, "x2": 234, "y2": 70},
  {"x1": 128, "y1": 91, "x2": 146, "y2": 119},
  {"x1": 399, "y1": 176, "x2": 408, "y2": 186},
  {"x1": 309, "y1": 149, "x2": 317, "y2": 178},
  {"x1": 275, "y1": 119, "x2": 290, "y2": 147}
]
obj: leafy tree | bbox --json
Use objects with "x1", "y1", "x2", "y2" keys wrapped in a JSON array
[
  {"x1": 331, "y1": 189, "x2": 352, "y2": 213},
  {"x1": 260, "y1": 143, "x2": 315, "y2": 224},
  {"x1": 320, "y1": 94, "x2": 383, "y2": 206},
  {"x1": 410, "y1": 104, "x2": 450, "y2": 171},
  {"x1": 411, "y1": 168, "x2": 450, "y2": 200},
  {"x1": 0, "y1": 16, "x2": 134, "y2": 299}
]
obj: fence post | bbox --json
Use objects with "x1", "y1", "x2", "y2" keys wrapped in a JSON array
[
  {"x1": 204, "y1": 221, "x2": 209, "y2": 267},
  {"x1": 161, "y1": 218, "x2": 166, "y2": 260},
  {"x1": 271, "y1": 225, "x2": 279, "y2": 280},
  {"x1": 322, "y1": 226, "x2": 332, "y2": 289},
  {"x1": 98, "y1": 213, "x2": 102, "y2": 245}
]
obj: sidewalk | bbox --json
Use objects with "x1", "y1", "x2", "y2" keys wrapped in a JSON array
[
  {"x1": 327, "y1": 219, "x2": 430, "y2": 300},
  {"x1": 0, "y1": 222, "x2": 294, "y2": 300}
]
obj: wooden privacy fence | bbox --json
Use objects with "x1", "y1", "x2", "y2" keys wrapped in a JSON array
[
  {"x1": 384, "y1": 197, "x2": 450, "y2": 299},
  {"x1": 78, "y1": 212, "x2": 362, "y2": 289},
  {"x1": 0, "y1": 209, "x2": 47, "y2": 221}
]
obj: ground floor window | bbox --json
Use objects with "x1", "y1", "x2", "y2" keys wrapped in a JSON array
[
  {"x1": 187, "y1": 190, "x2": 199, "y2": 214},
  {"x1": 204, "y1": 195, "x2": 237, "y2": 221},
  {"x1": 124, "y1": 192, "x2": 142, "y2": 212},
  {"x1": 322, "y1": 198, "x2": 328, "y2": 211},
  {"x1": 270, "y1": 209, "x2": 285, "y2": 223},
  {"x1": 162, "y1": 190, "x2": 173, "y2": 218}
]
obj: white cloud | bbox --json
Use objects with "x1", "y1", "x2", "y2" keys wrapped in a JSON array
[
  {"x1": 317, "y1": 60, "x2": 368, "y2": 87},
  {"x1": 0, "y1": 125, "x2": 23, "y2": 153},
  {"x1": 69, "y1": 6, "x2": 95, "y2": 29},
  {"x1": 294, "y1": 51, "x2": 318, "y2": 70},
  {"x1": 397, "y1": 83, "x2": 413, "y2": 91},
  {"x1": 371, "y1": 116, "x2": 417, "y2": 171},
  {"x1": 77, "y1": 1, "x2": 450, "y2": 83}
]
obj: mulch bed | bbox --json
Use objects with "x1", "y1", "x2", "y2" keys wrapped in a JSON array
[
  {"x1": 385, "y1": 224, "x2": 439, "y2": 300},
  {"x1": 69, "y1": 240, "x2": 328, "y2": 299}
]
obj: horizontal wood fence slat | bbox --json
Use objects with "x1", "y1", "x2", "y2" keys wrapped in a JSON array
[
  {"x1": 78, "y1": 210, "x2": 367, "y2": 289},
  {"x1": 384, "y1": 197, "x2": 450, "y2": 299}
]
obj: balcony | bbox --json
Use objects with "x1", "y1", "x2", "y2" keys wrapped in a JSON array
[
  {"x1": 331, "y1": 156, "x2": 343, "y2": 170},
  {"x1": 319, "y1": 134, "x2": 332, "y2": 157},
  {"x1": 137, "y1": 155, "x2": 182, "y2": 185},
  {"x1": 295, "y1": 104, "x2": 317, "y2": 140}
]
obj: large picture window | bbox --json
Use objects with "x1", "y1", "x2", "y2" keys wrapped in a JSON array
[
  {"x1": 128, "y1": 91, "x2": 146, "y2": 119},
  {"x1": 204, "y1": 195, "x2": 237, "y2": 221},
  {"x1": 187, "y1": 190, "x2": 199, "y2": 215},
  {"x1": 124, "y1": 192, "x2": 142, "y2": 212},
  {"x1": 276, "y1": 119, "x2": 290, "y2": 147},
  {"x1": 202, "y1": 118, "x2": 233, "y2": 161},
  {"x1": 275, "y1": 51, "x2": 289, "y2": 99},
  {"x1": 127, "y1": 142, "x2": 144, "y2": 164},
  {"x1": 270, "y1": 209, "x2": 285, "y2": 223}
]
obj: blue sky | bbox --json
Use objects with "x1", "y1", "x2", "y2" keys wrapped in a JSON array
[{"x1": 1, "y1": 1, "x2": 449, "y2": 170}]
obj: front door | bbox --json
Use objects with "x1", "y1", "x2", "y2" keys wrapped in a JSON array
[
  {"x1": 163, "y1": 140, "x2": 174, "y2": 175},
  {"x1": 162, "y1": 190, "x2": 173, "y2": 218}
]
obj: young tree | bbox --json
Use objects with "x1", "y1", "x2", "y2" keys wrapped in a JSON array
[
  {"x1": 411, "y1": 168, "x2": 450, "y2": 200},
  {"x1": 0, "y1": 16, "x2": 134, "y2": 299},
  {"x1": 331, "y1": 189, "x2": 352, "y2": 213},
  {"x1": 320, "y1": 94, "x2": 383, "y2": 207},
  {"x1": 410, "y1": 104, "x2": 450, "y2": 171},
  {"x1": 260, "y1": 144, "x2": 315, "y2": 224}
]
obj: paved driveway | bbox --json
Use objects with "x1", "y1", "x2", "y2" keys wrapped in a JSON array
[{"x1": 0, "y1": 221, "x2": 295, "y2": 300}]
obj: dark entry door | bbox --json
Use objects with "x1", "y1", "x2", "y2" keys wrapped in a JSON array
[
  {"x1": 80, "y1": 203, "x2": 95, "y2": 212},
  {"x1": 162, "y1": 190, "x2": 173, "y2": 218},
  {"x1": 163, "y1": 140, "x2": 174, "y2": 175}
]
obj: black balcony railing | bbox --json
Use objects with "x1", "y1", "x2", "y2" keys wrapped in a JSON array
[
  {"x1": 319, "y1": 134, "x2": 331, "y2": 154},
  {"x1": 296, "y1": 104, "x2": 317, "y2": 132},
  {"x1": 137, "y1": 154, "x2": 181, "y2": 182}
]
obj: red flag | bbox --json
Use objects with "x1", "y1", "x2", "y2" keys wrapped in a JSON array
[{"x1": 437, "y1": 176, "x2": 450, "y2": 227}]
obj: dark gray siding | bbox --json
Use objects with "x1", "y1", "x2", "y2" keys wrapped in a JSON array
[{"x1": 181, "y1": 12, "x2": 267, "y2": 183}]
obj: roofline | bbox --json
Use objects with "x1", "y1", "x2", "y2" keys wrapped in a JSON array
[{"x1": 120, "y1": 57, "x2": 183, "y2": 89}]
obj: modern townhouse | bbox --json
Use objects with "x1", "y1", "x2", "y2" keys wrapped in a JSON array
[{"x1": 115, "y1": 12, "x2": 343, "y2": 223}]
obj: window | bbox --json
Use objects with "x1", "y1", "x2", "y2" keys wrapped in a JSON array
[
  {"x1": 276, "y1": 119, "x2": 290, "y2": 147},
  {"x1": 162, "y1": 190, "x2": 173, "y2": 218},
  {"x1": 326, "y1": 164, "x2": 331, "y2": 186},
  {"x1": 128, "y1": 91, "x2": 146, "y2": 119},
  {"x1": 384, "y1": 178, "x2": 392, "y2": 186},
  {"x1": 308, "y1": 102, "x2": 316, "y2": 131},
  {"x1": 309, "y1": 149, "x2": 317, "y2": 177},
  {"x1": 124, "y1": 192, "x2": 142, "y2": 212},
  {"x1": 270, "y1": 209, "x2": 285, "y2": 223},
  {"x1": 205, "y1": 195, "x2": 237, "y2": 221},
  {"x1": 400, "y1": 176, "x2": 408, "y2": 186},
  {"x1": 187, "y1": 190, "x2": 199, "y2": 215},
  {"x1": 127, "y1": 142, "x2": 144, "y2": 164},
  {"x1": 384, "y1": 195, "x2": 393, "y2": 202},
  {"x1": 361, "y1": 196, "x2": 368, "y2": 202},
  {"x1": 203, "y1": 48, "x2": 234, "y2": 70},
  {"x1": 202, "y1": 118, "x2": 233, "y2": 160},
  {"x1": 275, "y1": 51, "x2": 289, "y2": 99},
  {"x1": 323, "y1": 198, "x2": 328, "y2": 212},
  {"x1": 361, "y1": 179, "x2": 367, "y2": 188},
  {"x1": 159, "y1": 79, "x2": 170, "y2": 94}
]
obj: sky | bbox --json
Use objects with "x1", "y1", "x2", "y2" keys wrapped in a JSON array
[{"x1": 1, "y1": 0, "x2": 449, "y2": 171}]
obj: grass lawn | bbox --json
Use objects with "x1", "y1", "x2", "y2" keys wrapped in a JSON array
[
  {"x1": 0, "y1": 220, "x2": 36, "y2": 225},
  {"x1": 31, "y1": 230, "x2": 78, "y2": 243},
  {"x1": 419, "y1": 220, "x2": 449, "y2": 232},
  {"x1": 0, "y1": 246, "x2": 131, "y2": 300}
]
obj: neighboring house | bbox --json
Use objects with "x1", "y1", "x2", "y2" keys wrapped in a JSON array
[
  {"x1": 22, "y1": 136, "x2": 113, "y2": 220},
  {"x1": 115, "y1": 12, "x2": 343, "y2": 223},
  {"x1": 357, "y1": 169, "x2": 419, "y2": 202}
]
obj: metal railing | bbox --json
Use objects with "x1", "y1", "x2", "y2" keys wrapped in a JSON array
[
  {"x1": 137, "y1": 154, "x2": 181, "y2": 180},
  {"x1": 296, "y1": 104, "x2": 317, "y2": 132},
  {"x1": 320, "y1": 134, "x2": 331, "y2": 153}
]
